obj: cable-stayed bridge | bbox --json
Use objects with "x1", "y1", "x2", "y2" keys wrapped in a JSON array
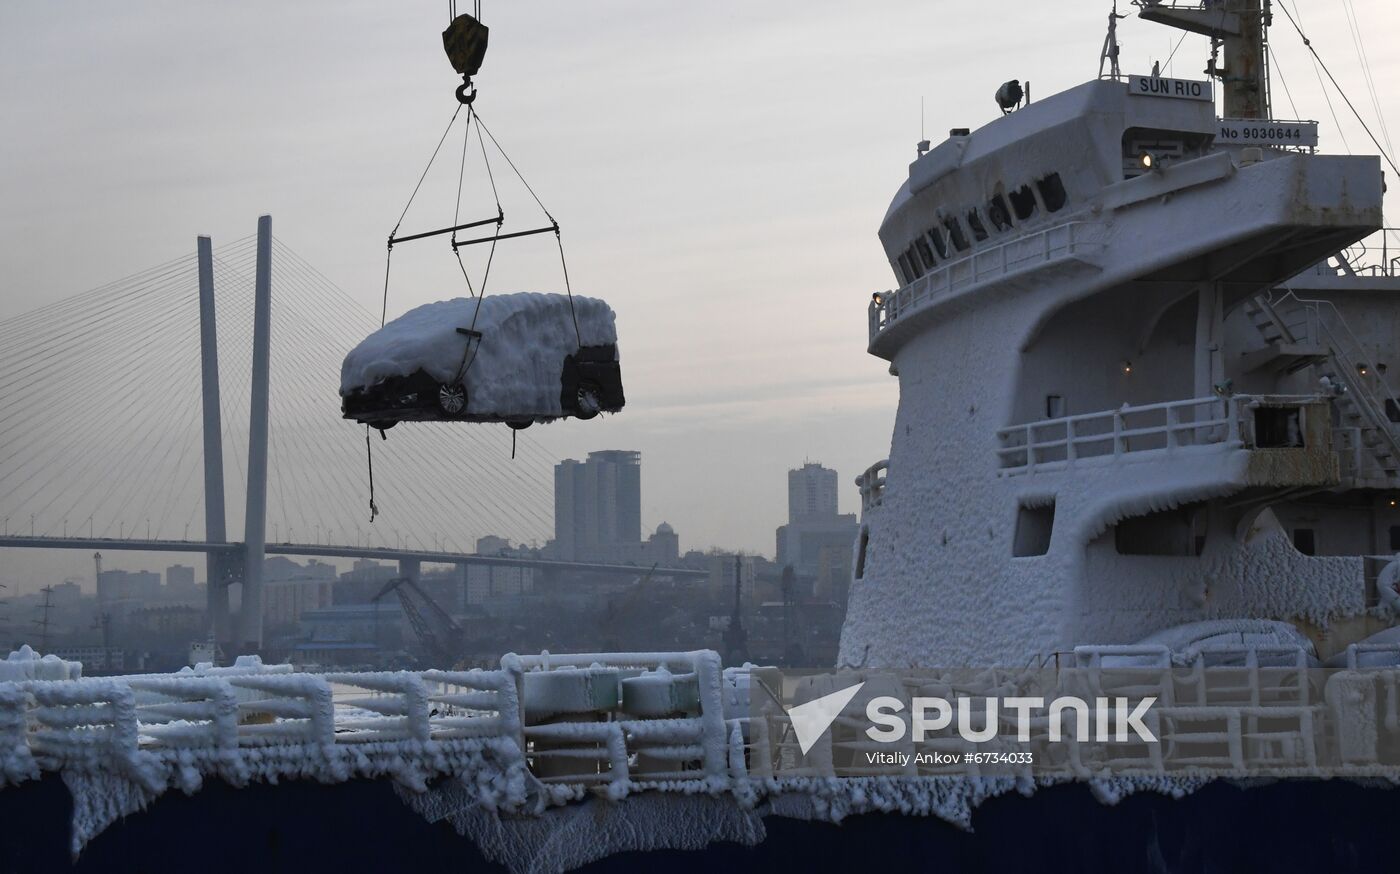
[{"x1": 0, "y1": 216, "x2": 700, "y2": 653}]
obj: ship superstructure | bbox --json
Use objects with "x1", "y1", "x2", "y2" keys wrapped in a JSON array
[{"x1": 839, "y1": 0, "x2": 1398, "y2": 667}]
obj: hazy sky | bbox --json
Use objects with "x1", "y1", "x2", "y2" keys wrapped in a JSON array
[{"x1": 2, "y1": 1, "x2": 1397, "y2": 588}]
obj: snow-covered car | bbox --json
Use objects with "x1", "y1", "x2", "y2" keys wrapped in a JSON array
[{"x1": 341, "y1": 292, "x2": 624, "y2": 430}]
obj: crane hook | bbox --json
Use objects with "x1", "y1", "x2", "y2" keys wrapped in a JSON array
[{"x1": 455, "y1": 76, "x2": 477, "y2": 105}]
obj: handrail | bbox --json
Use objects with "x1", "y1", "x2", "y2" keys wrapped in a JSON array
[
  {"x1": 1332, "y1": 426, "x2": 1365, "y2": 480},
  {"x1": 1272, "y1": 289, "x2": 1400, "y2": 467},
  {"x1": 869, "y1": 221, "x2": 1101, "y2": 343},
  {"x1": 1320, "y1": 228, "x2": 1400, "y2": 278},
  {"x1": 996, "y1": 394, "x2": 1328, "y2": 474},
  {"x1": 0, "y1": 650, "x2": 770, "y2": 854},
  {"x1": 998, "y1": 395, "x2": 1237, "y2": 473},
  {"x1": 855, "y1": 459, "x2": 889, "y2": 512}
]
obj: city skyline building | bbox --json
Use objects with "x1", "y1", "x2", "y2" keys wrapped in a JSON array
[
  {"x1": 788, "y1": 462, "x2": 839, "y2": 521},
  {"x1": 776, "y1": 462, "x2": 858, "y2": 578},
  {"x1": 553, "y1": 451, "x2": 642, "y2": 563}
]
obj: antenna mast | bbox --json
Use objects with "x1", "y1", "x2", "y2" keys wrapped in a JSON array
[
  {"x1": 917, "y1": 97, "x2": 930, "y2": 156},
  {"x1": 1100, "y1": 1, "x2": 1129, "y2": 80},
  {"x1": 33, "y1": 586, "x2": 54, "y2": 652},
  {"x1": 1137, "y1": 0, "x2": 1271, "y2": 119}
]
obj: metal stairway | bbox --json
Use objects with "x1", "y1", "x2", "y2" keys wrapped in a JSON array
[
  {"x1": 1239, "y1": 297, "x2": 1329, "y2": 375},
  {"x1": 1245, "y1": 291, "x2": 1400, "y2": 482}
]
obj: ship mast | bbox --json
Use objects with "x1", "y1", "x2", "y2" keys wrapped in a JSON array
[{"x1": 1137, "y1": 0, "x2": 1271, "y2": 119}]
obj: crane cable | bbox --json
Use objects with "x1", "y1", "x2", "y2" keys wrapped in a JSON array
[
  {"x1": 1277, "y1": 1, "x2": 1400, "y2": 180},
  {"x1": 367, "y1": 89, "x2": 582, "y2": 519},
  {"x1": 367, "y1": 101, "x2": 466, "y2": 521},
  {"x1": 474, "y1": 111, "x2": 583, "y2": 348},
  {"x1": 1339, "y1": 0, "x2": 1394, "y2": 160},
  {"x1": 382, "y1": 102, "x2": 465, "y2": 327}
]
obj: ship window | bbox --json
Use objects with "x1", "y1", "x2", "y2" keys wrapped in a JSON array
[
  {"x1": 1045, "y1": 395, "x2": 1065, "y2": 418},
  {"x1": 1386, "y1": 399, "x2": 1400, "y2": 423},
  {"x1": 855, "y1": 527, "x2": 870, "y2": 579},
  {"x1": 1390, "y1": 526, "x2": 1400, "y2": 551},
  {"x1": 915, "y1": 236, "x2": 937, "y2": 270},
  {"x1": 1013, "y1": 501, "x2": 1055, "y2": 557},
  {"x1": 965, "y1": 209, "x2": 990, "y2": 242},
  {"x1": 926, "y1": 228, "x2": 948, "y2": 259},
  {"x1": 1037, "y1": 173, "x2": 1068, "y2": 212},
  {"x1": 896, "y1": 252, "x2": 917, "y2": 284},
  {"x1": 943, "y1": 217, "x2": 970, "y2": 252},
  {"x1": 1008, "y1": 184, "x2": 1038, "y2": 221},
  {"x1": 906, "y1": 244, "x2": 927, "y2": 274},
  {"x1": 987, "y1": 194, "x2": 1013, "y2": 231},
  {"x1": 1293, "y1": 528, "x2": 1316, "y2": 556}
]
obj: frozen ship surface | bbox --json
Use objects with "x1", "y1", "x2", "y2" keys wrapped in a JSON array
[{"x1": 840, "y1": 15, "x2": 1398, "y2": 670}]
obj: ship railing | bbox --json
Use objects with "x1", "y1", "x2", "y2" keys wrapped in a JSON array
[
  {"x1": 1333, "y1": 426, "x2": 1365, "y2": 479},
  {"x1": 0, "y1": 652, "x2": 747, "y2": 792},
  {"x1": 1342, "y1": 642, "x2": 1400, "y2": 669},
  {"x1": 869, "y1": 220, "x2": 1103, "y2": 343},
  {"x1": 855, "y1": 459, "x2": 889, "y2": 512},
  {"x1": 998, "y1": 395, "x2": 1242, "y2": 473},
  {"x1": 996, "y1": 393, "x2": 1338, "y2": 474},
  {"x1": 1270, "y1": 289, "x2": 1400, "y2": 470},
  {"x1": 1324, "y1": 227, "x2": 1400, "y2": 278},
  {"x1": 1363, "y1": 554, "x2": 1400, "y2": 609}
]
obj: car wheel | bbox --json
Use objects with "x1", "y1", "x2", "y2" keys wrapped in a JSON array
[
  {"x1": 507, "y1": 419, "x2": 532, "y2": 431},
  {"x1": 438, "y1": 382, "x2": 467, "y2": 415},
  {"x1": 575, "y1": 381, "x2": 602, "y2": 420}
]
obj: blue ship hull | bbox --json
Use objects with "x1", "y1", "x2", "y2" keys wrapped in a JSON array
[{"x1": 2, "y1": 775, "x2": 1396, "y2": 873}]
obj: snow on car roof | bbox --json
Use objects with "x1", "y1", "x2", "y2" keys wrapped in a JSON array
[{"x1": 340, "y1": 292, "x2": 618, "y2": 416}]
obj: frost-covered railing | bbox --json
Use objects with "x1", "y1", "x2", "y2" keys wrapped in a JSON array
[
  {"x1": 0, "y1": 650, "x2": 750, "y2": 805},
  {"x1": 1271, "y1": 290, "x2": 1400, "y2": 471},
  {"x1": 997, "y1": 395, "x2": 1240, "y2": 473},
  {"x1": 1334, "y1": 426, "x2": 1366, "y2": 479},
  {"x1": 869, "y1": 220, "x2": 1103, "y2": 344},
  {"x1": 996, "y1": 393, "x2": 1332, "y2": 474},
  {"x1": 855, "y1": 459, "x2": 889, "y2": 512}
]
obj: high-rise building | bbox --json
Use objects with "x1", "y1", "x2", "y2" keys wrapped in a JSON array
[
  {"x1": 788, "y1": 462, "x2": 839, "y2": 521},
  {"x1": 776, "y1": 462, "x2": 857, "y2": 577},
  {"x1": 553, "y1": 450, "x2": 642, "y2": 562}
]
